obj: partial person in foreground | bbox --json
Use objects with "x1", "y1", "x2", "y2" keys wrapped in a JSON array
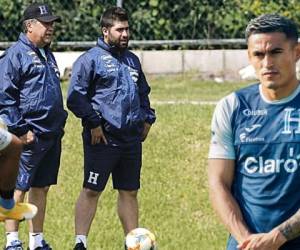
[
  {"x1": 67, "y1": 6, "x2": 156, "y2": 250},
  {"x1": 0, "y1": 2, "x2": 67, "y2": 250},
  {"x1": 208, "y1": 14, "x2": 300, "y2": 250},
  {"x1": 0, "y1": 120, "x2": 37, "y2": 222}
]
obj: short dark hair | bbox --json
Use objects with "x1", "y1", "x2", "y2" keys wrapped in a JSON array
[
  {"x1": 245, "y1": 14, "x2": 298, "y2": 43},
  {"x1": 100, "y1": 7, "x2": 128, "y2": 28}
]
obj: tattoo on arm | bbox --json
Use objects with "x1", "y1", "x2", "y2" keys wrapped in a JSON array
[{"x1": 278, "y1": 209, "x2": 300, "y2": 241}]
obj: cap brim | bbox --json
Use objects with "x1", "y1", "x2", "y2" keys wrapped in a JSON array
[{"x1": 36, "y1": 15, "x2": 61, "y2": 23}]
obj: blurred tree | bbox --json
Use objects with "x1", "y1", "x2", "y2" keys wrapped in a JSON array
[{"x1": 0, "y1": 0, "x2": 299, "y2": 46}]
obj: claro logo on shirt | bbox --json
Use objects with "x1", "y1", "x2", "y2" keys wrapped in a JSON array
[{"x1": 244, "y1": 147, "x2": 300, "y2": 174}]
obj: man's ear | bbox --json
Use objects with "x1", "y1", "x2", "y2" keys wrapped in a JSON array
[
  {"x1": 102, "y1": 27, "x2": 108, "y2": 37},
  {"x1": 295, "y1": 42, "x2": 300, "y2": 61},
  {"x1": 26, "y1": 22, "x2": 33, "y2": 33}
]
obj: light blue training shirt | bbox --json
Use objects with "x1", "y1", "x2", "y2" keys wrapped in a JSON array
[{"x1": 209, "y1": 83, "x2": 300, "y2": 247}]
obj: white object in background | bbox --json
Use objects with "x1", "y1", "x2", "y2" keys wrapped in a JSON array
[
  {"x1": 214, "y1": 77, "x2": 224, "y2": 83},
  {"x1": 239, "y1": 65, "x2": 257, "y2": 80}
]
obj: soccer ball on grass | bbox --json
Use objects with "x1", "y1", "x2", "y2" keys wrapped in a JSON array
[{"x1": 125, "y1": 228, "x2": 157, "y2": 250}]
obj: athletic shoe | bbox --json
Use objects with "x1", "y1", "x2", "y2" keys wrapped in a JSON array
[
  {"x1": 4, "y1": 240, "x2": 23, "y2": 250},
  {"x1": 29, "y1": 240, "x2": 52, "y2": 250},
  {"x1": 0, "y1": 203, "x2": 37, "y2": 222},
  {"x1": 73, "y1": 242, "x2": 86, "y2": 250},
  {"x1": 32, "y1": 240, "x2": 52, "y2": 250}
]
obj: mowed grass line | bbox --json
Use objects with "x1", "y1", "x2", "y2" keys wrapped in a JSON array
[{"x1": 0, "y1": 75, "x2": 249, "y2": 249}]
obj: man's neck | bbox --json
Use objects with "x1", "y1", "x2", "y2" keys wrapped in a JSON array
[{"x1": 261, "y1": 80, "x2": 299, "y2": 101}]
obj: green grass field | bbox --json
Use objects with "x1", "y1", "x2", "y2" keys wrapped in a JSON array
[{"x1": 0, "y1": 75, "x2": 250, "y2": 249}]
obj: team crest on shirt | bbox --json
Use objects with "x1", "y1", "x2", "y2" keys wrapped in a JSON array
[{"x1": 282, "y1": 108, "x2": 300, "y2": 135}]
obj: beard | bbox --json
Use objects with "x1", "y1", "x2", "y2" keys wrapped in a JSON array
[{"x1": 108, "y1": 35, "x2": 128, "y2": 51}]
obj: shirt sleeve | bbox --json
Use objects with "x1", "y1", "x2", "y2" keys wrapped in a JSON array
[{"x1": 208, "y1": 92, "x2": 238, "y2": 159}]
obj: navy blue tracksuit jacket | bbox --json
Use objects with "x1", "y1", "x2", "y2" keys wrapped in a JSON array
[
  {"x1": 0, "y1": 33, "x2": 67, "y2": 137},
  {"x1": 67, "y1": 38, "x2": 156, "y2": 145}
]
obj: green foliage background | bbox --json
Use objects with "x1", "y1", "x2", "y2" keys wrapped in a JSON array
[{"x1": 1, "y1": 0, "x2": 300, "y2": 42}]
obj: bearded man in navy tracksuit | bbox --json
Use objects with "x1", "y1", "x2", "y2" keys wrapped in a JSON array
[
  {"x1": 0, "y1": 3, "x2": 67, "y2": 250},
  {"x1": 67, "y1": 6, "x2": 156, "y2": 250}
]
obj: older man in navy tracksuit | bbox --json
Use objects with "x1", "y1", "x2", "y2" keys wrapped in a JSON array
[
  {"x1": 67, "y1": 7, "x2": 156, "y2": 250},
  {"x1": 0, "y1": 3, "x2": 67, "y2": 250}
]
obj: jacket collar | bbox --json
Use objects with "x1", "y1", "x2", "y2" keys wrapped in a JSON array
[{"x1": 19, "y1": 32, "x2": 50, "y2": 55}]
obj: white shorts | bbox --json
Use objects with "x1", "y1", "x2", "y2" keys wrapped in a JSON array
[{"x1": 0, "y1": 127, "x2": 12, "y2": 151}]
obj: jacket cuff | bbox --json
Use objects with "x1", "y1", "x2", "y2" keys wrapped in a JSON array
[
  {"x1": 145, "y1": 108, "x2": 156, "y2": 125},
  {"x1": 9, "y1": 125, "x2": 30, "y2": 137},
  {"x1": 86, "y1": 117, "x2": 102, "y2": 129}
]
